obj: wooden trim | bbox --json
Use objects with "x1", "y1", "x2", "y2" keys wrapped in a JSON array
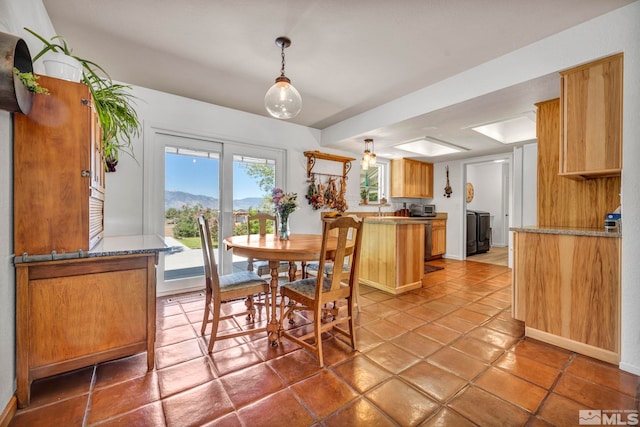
[
  {"x1": 0, "y1": 396, "x2": 17, "y2": 427},
  {"x1": 526, "y1": 327, "x2": 620, "y2": 365},
  {"x1": 359, "y1": 278, "x2": 422, "y2": 295}
]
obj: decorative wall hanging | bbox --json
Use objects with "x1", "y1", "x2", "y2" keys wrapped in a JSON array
[
  {"x1": 466, "y1": 182, "x2": 475, "y2": 203},
  {"x1": 303, "y1": 151, "x2": 355, "y2": 212},
  {"x1": 444, "y1": 165, "x2": 452, "y2": 198}
]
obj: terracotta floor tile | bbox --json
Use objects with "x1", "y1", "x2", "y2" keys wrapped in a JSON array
[
  {"x1": 10, "y1": 394, "x2": 88, "y2": 427},
  {"x1": 484, "y1": 316, "x2": 525, "y2": 337},
  {"x1": 495, "y1": 351, "x2": 561, "y2": 389},
  {"x1": 366, "y1": 378, "x2": 440, "y2": 426},
  {"x1": 220, "y1": 363, "x2": 284, "y2": 408},
  {"x1": 537, "y1": 392, "x2": 592, "y2": 426},
  {"x1": 512, "y1": 339, "x2": 572, "y2": 370},
  {"x1": 384, "y1": 297, "x2": 420, "y2": 311},
  {"x1": 267, "y1": 348, "x2": 322, "y2": 384},
  {"x1": 391, "y1": 331, "x2": 443, "y2": 357},
  {"x1": 323, "y1": 397, "x2": 397, "y2": 427},
  {"x1": 236, "y1": 389, "x2": 315, "y2": 427},
  {"x1": 88, "y1": 373, "x2": 160, "y2": 424},
  {"x1": 405, "y1": 305, "x2": 446, "y2": 322},
  {"x1": 93, "y1": 401, "x2": 166, "y2": 427},
  {"x1": 422, "y1": 300, "x2": 458, "y2": 314},
  {"x1": 354, "y1": 310, "x2": 381, "y2": 326},
  {"x1": 566, "y1": 355, "x2": 640, "y2": 397},
  {"x1": 414, "y1": 323, "x2": 460, "y2": 345},
  {"x1": 250, "y1": 334, "x2": 300, "y2": 361},
  {"x1": 157, "y1": 313, "x2": 190, "y2": 330},
  {"x1": 290, "y1": 370, "x2": 358, "y2": 419},
  {"x1": 467, "y1": 326, "x2": 519, "y2": 350},
  {"x1": 162, "y1": 380, "x2": 234, "y2": 427},
  {"x1": 28, "y1": 366, "x2": 93, "y2": 407},
  {"x1": 94, "y1": 353, "x2": 150, "y2": 390},
  {"x1": 362, "y1": 318, "x2": 408, "y2": 340},
  {"x1": 554, "y1": 373, "x2": 637, "y2": 410},
  {"x1": 451, "y1": 336, "x2": 504, "y2": 363},
  {"x1": 448, "y1": 386, "x2": 530, "y2": 426},
  {"x1": 156, "y1": 302, "x2": 183, "y2": 317},
  {"x1": 209, "y1": 342, "x2": 263, "y2": 376},
  {"x1": 365, "y1": 342, "x2": 421, "y2": 374},
  {"x1": 157, "y1": 356, "x2": 215, "y2": 398},
  {"x1": 435, "y1": 294, "x2": 472, "y2": 307},
  {"x1": 385, "y1": 311, "x2": 427, "y2": 330},
  {"x1": 475, "y1": 367, "x2": 547, "y2": 412},
  {"x1": 201, "y1": 412, "x2": 242, "y2": 427},
  {"x1": 154, "y1": 339, "x2": 205, "y2": 369},
  {"x1": 399, "y1": 361, "x2": 467, "y2": 402},
  {"x1": 451, "y1": 307, "x2": 491, "y2": 324},
  {"x1": 421, "y1": 407, "x2": 477, "y2": 427},
  {"x1": 476, "y1": 295, "x2": 511, "y2": 309},
  {"x1": 433, "y1": 314, "x2": 477, "y2": 334},
  {"x1": 427, "y1": 347, "x2": 489, "y2": 381},
  {"x1": 321, "y1": 336, "x2": 359, "y2": 366},
  {"x1": 331, "y1": 355, "x2": 393, "y2": 393},
  {"x1": 354, "y1": 326, "x2": 386, "y2": 352},
  {"x1": 464, "y1": 302, "x2": 503, "y2": 317},
  {"x1": 156, "y1": 323, "x2": 197, "y2": 347}
]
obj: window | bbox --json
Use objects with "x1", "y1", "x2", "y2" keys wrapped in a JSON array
[{"x1": 360, "y1": 164, "x2": 385, "y2": 203}]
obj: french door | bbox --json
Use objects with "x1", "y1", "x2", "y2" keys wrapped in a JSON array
[{"x1": 144, "y1": 129, "x2": 285, "y2": 296}]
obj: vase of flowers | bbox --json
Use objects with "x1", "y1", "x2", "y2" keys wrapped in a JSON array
[{"x1": 272, "y1": 188, "x2": 298, "y2": 240}]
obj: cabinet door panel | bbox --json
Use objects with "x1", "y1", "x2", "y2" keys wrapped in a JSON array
[{"x1": 29, "y1": 268, "x2": 148, "y2": 367}]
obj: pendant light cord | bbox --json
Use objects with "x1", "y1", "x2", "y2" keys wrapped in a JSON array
[{"x1": 280, "y1": 45, "x2": 286, "y2": 77}]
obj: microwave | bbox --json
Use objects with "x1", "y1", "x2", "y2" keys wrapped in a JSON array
[{"x1": 410, "y1": 204, "x2": 436, "y2": 217}]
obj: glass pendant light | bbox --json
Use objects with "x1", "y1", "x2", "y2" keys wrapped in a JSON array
[{"x1": 265, "y1": 37, "x2": 302, "y2": 119}]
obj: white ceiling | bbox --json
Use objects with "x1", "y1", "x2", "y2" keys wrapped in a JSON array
[{"x1": 40, "y1": 0, "x2": 634, "y2": 162}]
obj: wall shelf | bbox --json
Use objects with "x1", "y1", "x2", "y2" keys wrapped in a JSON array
[{"x1": 304, "y1": 151, "x2": 356, "y2": 179}]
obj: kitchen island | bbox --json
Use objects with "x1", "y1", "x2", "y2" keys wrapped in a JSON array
[
  {"x1": 15, "y1": 235, "x2": 171, "y2": 407},
  {"x1": 359, "y1": 214, "x2": 447, "y2": 294},
  {"x1": 511, "y1": 226, "x2": 621, "y2": 363}
]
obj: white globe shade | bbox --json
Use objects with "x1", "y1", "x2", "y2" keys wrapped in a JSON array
[{"x1": 264, "y1": 77, "x2": 302, "y2": 119}]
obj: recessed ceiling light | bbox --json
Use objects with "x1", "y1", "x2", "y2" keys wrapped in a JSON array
[
  {"x1": 395, "y1": 137, "x2": 468, "y2": 157},
  {"x1": 471, "y1": 114, "x2": 536, "y2": 144}
]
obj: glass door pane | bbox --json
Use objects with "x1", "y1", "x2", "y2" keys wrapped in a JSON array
[
  {"x1": 164, "y1": 146, "x2": 220, "y2": 281},
  {"x1": 231, "y1": 155, "x2": 275, "y2": 272}
]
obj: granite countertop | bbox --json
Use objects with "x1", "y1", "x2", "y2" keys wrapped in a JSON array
[
  {"x1": 365, "y1": 213, "x2": 448, "y2": 224},
  {"x1": 14, "y1": 235, "x2": 174, "y2": 263},
  {"x1": 510, "y1": 225, "x2": 621, "y2": 238},
  {"x1": 88, "y1": 235, "x2": 174, "y2": 256}
]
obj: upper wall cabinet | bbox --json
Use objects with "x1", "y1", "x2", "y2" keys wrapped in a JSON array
[
  {"x1": 14, "y1": 75, "x2": 104, "y2": 257},
  {"x1": 559, "y1": 53, "x2": 623, "y2": 178},
  {"x1": 390, "y1": 158, "x2": 433, "y2": 198}
]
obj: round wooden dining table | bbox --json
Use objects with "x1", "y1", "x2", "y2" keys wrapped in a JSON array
[{"x1": 223, "y1": 233, "x2": 334, "y2": 344}]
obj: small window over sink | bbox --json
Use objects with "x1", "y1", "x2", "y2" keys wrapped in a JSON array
[{"x1": 360, "y1": 163, "x2": 386, "y2": 204}]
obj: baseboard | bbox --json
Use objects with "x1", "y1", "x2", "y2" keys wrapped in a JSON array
[
  {"x1": 0, "y1": 395, "x2": 17, "y2": 427},
  {"x1": 619, "y1": 361, "x2": 640, "y2": 376}
]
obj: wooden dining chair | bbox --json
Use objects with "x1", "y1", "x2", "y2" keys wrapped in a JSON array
[
  {"x1": 277, "y1": 215, "x2": 363, "y2": 366},
  {"x1": 245, "y1": 212, "x2": 294, "y2": 278},
  {"x1": 198, "y1": 215, "x2": 270, "y2": 353}
]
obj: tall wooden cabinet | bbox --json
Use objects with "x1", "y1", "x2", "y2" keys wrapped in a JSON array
[
  {"x1": 13, "y1": 75, "x2": 104, "y2": 257},
  {"x1": 559, "y1": 53, "x2": 623, "y2": 178},
  {"x1": 390, "y1": 158, "x2": 433, "y2": 198}
]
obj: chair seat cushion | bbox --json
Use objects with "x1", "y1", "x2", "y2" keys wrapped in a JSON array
[
  {"x1": 306, "y1": 262, "x2": 350, "y2": 275},
  {"x1": 280, "y1": 277, "x2": 333, "y2": 299},
  {"x1": 220, "y1": 271, "x2": 268, "y2": 292}
]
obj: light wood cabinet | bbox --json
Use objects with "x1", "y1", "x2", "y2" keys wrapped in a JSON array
[
  {"x1": 390, "y1": 158, "x2": 433, "y2": 198},
  {"x1": 513, "y1": 231, "x2": 620, "y2": 363},
  {"x1": 15, "y1": 253, "x2": 157, "y2": 407},
  {"x1": 13, "y1": 75, "x2": 104, "y2": 257},
  {"x1": 536, "y1": 99, "x2": 620, "y2": 228},
  {"x1": 430, "y1": 219, "x2": 446, "y2": 258},
  {"x1": 359, "y1": 220, "x2": 424, "y2": 294},
  {"x1": 559, "y1": 53, "x2": 623, "y2": 178}
]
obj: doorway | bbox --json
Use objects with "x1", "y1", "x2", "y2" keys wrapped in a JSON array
[{"x1": 463, "y1": 157, "x2": 511, "y2": 267}]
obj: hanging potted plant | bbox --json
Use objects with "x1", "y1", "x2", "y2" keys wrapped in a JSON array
[{"x1": 25, "y1": 28, "x2": 140, "y2": 172}]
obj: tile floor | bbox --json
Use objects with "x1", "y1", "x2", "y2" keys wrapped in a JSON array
[{"x1": 9, "y1": 258, "x2": 640, "y2": 426}]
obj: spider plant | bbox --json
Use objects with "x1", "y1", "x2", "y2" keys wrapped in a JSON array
[{"x1": 25, "y1": 27, "x2": 140, "y2": 171}]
